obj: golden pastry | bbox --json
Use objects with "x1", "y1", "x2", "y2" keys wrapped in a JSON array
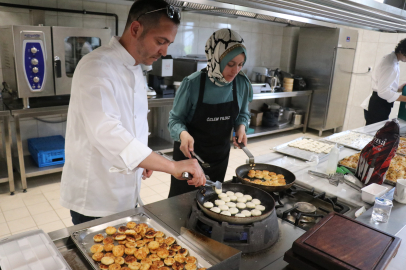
[
  {"x1": 118, "y1": 226, "x2": 128, "y2": 234},
  {"x1": 106, "y1": 226, "x2": 117, "y2": 235},
  {"x1": 126, "y1": 242, "x2": 136, "y2": 248},
  {"x1": 140, "y1": 263, "x2": 150, "y2": 270},
  {"x1": 125, "y1": 247, "x2": 136, "y2": 255},
  {"x1": 155, "y1": 237, "x2": 165, "y2": 243},
  {"x1": 263, "y1": 175, "x2": 271, "y2": 181},
  {"x1": 91, "y1": 252, "x2": 104, "y2": 261},
  {"x1": 136, "y1": 240, "x2": 146, "y2": 247},
  {"x1": 101, "y1": 256, "x2": 115, "y2": 265},
  {"x1": 160, "y1": 267, "x2": 170, "y2": 270},
  {"x1": 124, "y1": 255, "x2": 137, "y2": 264},
  {"x1": 134, "y1": 234, "x2": 142, "y2": 241},
  {"x1": 198, "y1": 268, "x2": 207, "y2": 270},
  {"x1": 103, "y1": 237, "x2": 114, "y2": 245},
  {"x1": 104, "y1": 243, "x2": 115, "y2": 252},
  {"x1": 148, "y1": 241, "x2": 159, "y2": 250},
  {"x1": 170, "y1": 244, "x2": 181, "y2": 252},
  {"x1": 178, "y1": 248, "x2": 188, "y2": 257},
  {"x1": 152, "y1": 260, "x2": 164, "y2": 268},
  {"x1": 149, "y1": 254, "x2": 160, "y2": 261},
  {"x1": 149, "y1": 248, "x2": 157, "y2": 254},
  {"x1": 164, "y1": 257, "x2": 175, "y2": 266},
  {"x1": 172, "y1": 261, "x2": 184, "y2": 270},
  {"x1": 93, "y1": 233, "x2": 104, "y2": 242},
  {"x1": 118, "y1": 240, "x2": 127, "y2": 245},
  {"x1": 185, "y1": 263, "x2": 197, "y2": 270},
  {"x1": 125, "y1": 230, "x2": 137, "y2": 236},
  {"x1": 168, "y1": 250, "x2": 176, "y2": 257},
  {"x1": 127, "y1": 221, "x2": 137, "y2": 229},
  {"x1": 174, "y1": 254, "x2": 186, "y2": 263},
  {"x1": 126, "y1": 235, "x2": 136, "y2": 243},
  {"x1": 144, "y1": 230, "x2": 158, "y2": 238},
  {"x1": 141, "y1": 258, "x2": 153, "y2": 265},
  {"x1": 164, "y1": 237, "x2": 175, "y2": 246},
  {"x1": 114, "y1": 234, "x2": 126, "y2": 241},
  {"x1": 185, "y1": 256, "x2": 197, "y2": 264},
  {"x1": 134, "y1": 249, "x2": 148, "y2": 260},
  {"x1": 104, "y1": 252, "x2": 114, "y2": 258},
  {"x1": 121, "y1": 267, "x2": 131, "y2": 270},
  {"x1": 90, "y1": 244, "x2": 103, "y2": 253},
  {"x1": 159, "y1": 243, "x2": 168, "y2": 250},
  {"x1": 149, "y1": 265, "x2": 159, "y2": 270},
  {"x1": 157, "y1": 248, "x2": 169, "y2": 259},
  {"x1": 109, "y1": 263, "x2": 121, "y2": 270},
  {"x1": 139, "y1": 246, "x2": 150, "y2": 254},
  {"x1": 100, "y1": 264, "x2": 109, "y2": 270},
  {"x1": 115, "y1": 256, "x2": 125, "y2": 265},
  {"x1": 127, "y1": 262, "x2": 141, "y2": 270},
  {"x1": 155, "y1": 231, "x2": 165, "y2": 238},
  {"x1": 112, "y1": 245, "x2": 125, "y2": 257},
  {"x1": 248, "y1": 170, "x2": 255, "y2": 178}
]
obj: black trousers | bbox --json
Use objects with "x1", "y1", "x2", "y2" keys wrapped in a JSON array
[
  {"x1": 70, "y1": 210, "x2": 100, "y2": 225},
  {"x1": 364, "y1": 92, "x2": 393, "y2": 125}
]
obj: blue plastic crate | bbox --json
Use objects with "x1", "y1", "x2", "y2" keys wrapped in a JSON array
[{"x1": 28, "y1": 135, "x2": 65, "y2": 168}]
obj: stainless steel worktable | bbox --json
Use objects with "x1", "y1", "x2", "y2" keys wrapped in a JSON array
[{"x1": 0, "y1": 102, "x2": 14, "y2": 195}]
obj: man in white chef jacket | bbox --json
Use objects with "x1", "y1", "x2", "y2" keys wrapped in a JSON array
[
  {"x1": 362, "y1": 39, "x2": 406, "y2": 125},
  {"x1": 60, "y1": 0, "x2": 205, "y2": 225}
]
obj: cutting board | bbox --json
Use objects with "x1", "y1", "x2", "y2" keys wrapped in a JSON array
[
  {"x1": 292, "y1": 212, "x2": 401, "y2": 270},
  {"x1": 284, "y1": 248, "x2": 325, "y2": 270}
]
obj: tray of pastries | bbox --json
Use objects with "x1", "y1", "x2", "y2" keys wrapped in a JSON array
[
  {"x1": 273, "y1": 137, "x2": 343, "y2": 162},
  {"x1": 322, "y1": 131, "x2": 373, "y2": 151},
  {"x1": 71, "y1": 213, "x2": 211, "y2": 270},
  {"x1": 338, "y1": 153, "x2": 406, "y2": 186}
]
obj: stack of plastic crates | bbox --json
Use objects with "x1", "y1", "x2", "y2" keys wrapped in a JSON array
[{"x1": 28, "y1": 135, "x2": 65, "y2": 168}]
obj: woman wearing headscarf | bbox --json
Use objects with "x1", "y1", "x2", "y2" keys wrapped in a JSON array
[{"x1": 167, "y1": 29, "x2": 253, "y2": 197}]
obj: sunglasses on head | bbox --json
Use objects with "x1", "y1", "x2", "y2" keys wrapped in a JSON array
[{"x1": 136, "y1": 5, "x2": 181, "y2": 21}]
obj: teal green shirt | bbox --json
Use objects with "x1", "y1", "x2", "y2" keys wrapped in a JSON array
[{"x1": 168, "y1": 71, "x2": 252, "y2": 141}]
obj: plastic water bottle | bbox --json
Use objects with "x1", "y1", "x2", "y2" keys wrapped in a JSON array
[{"x1": 326, "y1": 144, "x2": 339, "y2": 175}]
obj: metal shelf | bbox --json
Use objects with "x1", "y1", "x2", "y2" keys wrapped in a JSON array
[
  {"x1": 247, "y1": 124, "x2": 304, "y2": 138},
  {"x1": 148, "y1": 137, "x2": 173, "y2": 153},
  {"x1": 0, "y1": 159, "x2": 9, "y2": 184},
  {"x1": 13, "y1": 156, "x2": 63, "y2": 178}
]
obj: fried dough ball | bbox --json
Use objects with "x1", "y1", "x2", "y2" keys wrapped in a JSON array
[
  {"x1": 125, "y1": 255, "x2": 137, "y2": 264},
  {"x1": 125, "y1": 247, "x2": 136, "y2": 255},
  {"x1": 170, "y1": 244, "x2": 181, "y2": 252},
  {"x1": 155, "y1": 231, "x2": 165, "y2": 238},
  {"x1": 90, "y1": 244, "x2": 103, "y2": 253},
  {"x1": 125, "y1": 235, "x2": 136, "y2": 243},
  {"x1": 103, "y1": 237, "x2": 114, "y2": 245},
  {"x1": 155, "y1": 237, "x2": 165, "y2": 243},
  {"x1": 144, "y1": 230, "x2": 158, "y2": 238},
  {"x1": 114, "y1": 234, "x2": 127, "y2": 241},
  {"x1": 127, "y1": 221, "x2": 137, "y2": 229},
  {"x1": 174, "y1": 254, "x2": 186, "y2": 263},
  {"x1": 149, "y1": 247, "x2": 157, "y2": 254},
  {"x1": 164, "y1": 237, "x2": 175, "y2": 246},
  {"x1": 157, "y1": 248, "x2": 169, "y2": 259},
  {"x1": 159, "y1": 243, "x2": 168, "y2": 250},
  {"x1": 152, "y1": 260, "x2": 164, "y2": 268},
  {"x1": 172, "y1": 262, "x2": 184, "y2": 270},
  {"x1": 141, "y1": 258, "x2": 153, "y2": 265},
  {"x1": 118, "y1": 226, "x2": 128, "y2": 234},
  {"x1": 118, "y1": 240, "x2": 127, "y2": 245},
  {"x1": 126, "y1": 242, "x2": 136, "y2": 249},
  {"x1": 248, "y1": 170, "x2": 255, "y2": 178},
  {"x1": 125, "y1": 230, "x2": 137, "y2": 236},
  {"x1": 106, "y1": 226, "x2": 117, "y2": 235},
  {"x1": 134, "y1": 249, "x2": 148, "y2": 260},
  {"x1": 127, "y1": 262, "x2": 141, "y2": 270},
  {"x1": 92, "y1": 252, "x2": 104, "y2": 261},
  {"x1": 140, "y1": 246, "x2": 150, "y2": 254},
  {"x1": 112, "y1": 245, "x2": 125, "y2": 257},
  {"x1": 164, "y1": 257, "x2": 175, "y2": 266},
  {"x1": 104, "y1": 243, "x2": 115, "y2": 252},
  {"x1": 109, "y1": 263, "x2": 122, "y2": 270},
  {"x1": 185, "y1": 256, "x2": 197, "y2": 264},
  {"x1": 148, "y1": 241, "x2": 160, "y2": 250},
  {"x1": 168, "y1": 250, "x2": 176, "y2": 257},
  {"x1": 140, "y1": 263, "x2": 150, "y2": 270},
  {"x1": 101, "y1": 256, "x2": 115, "y2": 265},
  {"x1": 144, "y1": 238, "x2": 154, "y2": 243},
  {"x1": 136, "y1": 240, "x2": 146, "y2": 247},
  {"x1": 185, "y1": 263, "x2": 197, "y2": 270},
  {"x1": 100, "y1": 264, "x2": 109, "y2": 269},
  {"x1": 134, "y1": 234, "x2": 142, "y2": 241},
  {"x1": 115, "y1": 257, "x2": 125, "y2": 265},
  {"x1": 104, "y1": 253, "x2": 114, "y2": 258},
  {"x1": 148, "y1": 254, "x2": 160, "y2": 261},
  {"x1": 93, "y1": 233, "x2": 104, "y2": 242},
  {"x1": 178, "y1": 248, "x2": 188, "y2": 257}
]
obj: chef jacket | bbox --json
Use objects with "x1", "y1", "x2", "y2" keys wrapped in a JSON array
[
  {"x1": 60, "y1": 36, "x2": 152, "y2": 217},
  {"x1": 361, "y1": 51, "x2": 400, "y2": 111}
]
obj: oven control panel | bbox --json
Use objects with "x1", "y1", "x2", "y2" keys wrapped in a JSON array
[{"x1": 23, "y1": 40, "x2": 46, "y2": 92}]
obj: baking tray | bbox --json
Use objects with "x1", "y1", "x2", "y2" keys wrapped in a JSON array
[
  {"x1": 0, "y1": 229, "x2": 71, "y2": 270},
  {"x1": 71, "y1": 213, "x2": 212, "y2": 270},
  {"x1": 322, "y1": 131, "x2": 373, "y2": 151},
  {"x1": 273, "y1": 137, "x2": 343, "y2": 162}
]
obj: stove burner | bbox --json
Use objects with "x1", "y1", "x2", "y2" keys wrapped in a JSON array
[{"x1": 294, "y1": 202, "x2": 317, "y2": 213}]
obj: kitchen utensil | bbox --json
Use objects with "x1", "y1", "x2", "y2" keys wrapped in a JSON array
[
  {"x1": 181, "y1": 172, "x2": 222, "y2": 191},
  {"x1": 236, "y1": 140, "x2": 254, "y2": 165},
  {"x1": 191, "y1": 151, "x2": 210, "y2": 168},
  {"x1": 195, "y1": 183, "x2": 276, "y2": 224},
  {"x1": 394, "y1": 178, "x2": 406, "y2": 204},
  {"x1": 291, "y1": 212, "x2": 401, "y2": 270},
  {"x1": 308, "y1": 170, "x2": 339, "y2": 186},
  {"x1": 269, "y1": 76, "x2": 278, "y2": 93},
  {"x1": 372, "y1": 197, "x2": 393, "y2": 223},
  {"x1": 236, "y1": 163, "x2": 296, "y2": 192},
  {"x1": 343, "y1": 174, "x2": 363, "y2": 192},
  {"x1": 361, "y1": 183, "x2": 388, "y2": 204}
]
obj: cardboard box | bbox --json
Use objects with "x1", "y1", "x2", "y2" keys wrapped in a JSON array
[{"x1": 250, "y1": 109, "x2": 263, "y2": 126}]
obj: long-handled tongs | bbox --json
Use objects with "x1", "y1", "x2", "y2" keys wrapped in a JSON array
[
  {"x1": 191, "y1": 151, "x2": 210, "y2": 168},
  {"x1": 236, "y1": 139, "x2": 255, "y2": 165}
]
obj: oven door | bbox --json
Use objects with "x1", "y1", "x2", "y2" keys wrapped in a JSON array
[{"x1": 51, "y1": 27, "x2": 111, "y2": 96}]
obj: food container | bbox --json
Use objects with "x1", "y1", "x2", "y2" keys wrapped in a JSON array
[{"x1": 361, "y1": 183, "x2": 388, "y2": 204}]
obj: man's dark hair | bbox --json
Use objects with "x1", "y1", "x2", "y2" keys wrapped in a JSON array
[
  {"x1": 395, "y1": 38, "x2": 406, "y2": 56},
  {"x1": 125, "y1": 0, "x2": 180, "y2": 34}
]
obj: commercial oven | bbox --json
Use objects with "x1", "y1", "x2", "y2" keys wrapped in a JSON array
[{"x1": 0, "y1": 25, "x2": 110, "y2": 107}]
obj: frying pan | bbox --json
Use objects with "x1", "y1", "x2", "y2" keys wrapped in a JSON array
[
  {"x1": 196, "y1": 183, "x2": 276, "y2": 225},
  {"x1": 235, "y1": 163, "x2": 296, "y2": 193}
]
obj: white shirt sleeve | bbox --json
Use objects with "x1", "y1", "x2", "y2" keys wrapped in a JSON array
[
  {"x1": 376, "y1": 65, "x2": 401, "y2": 103},
  {"x1": 76, "y1": 60, "x2": 152, "y2": 172}
]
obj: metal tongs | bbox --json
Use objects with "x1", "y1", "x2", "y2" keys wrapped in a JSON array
[
  {"x1": 237, "y1": 140, "x2": 255, "y2": 165},
  {"x1": 191, "y1": 151, "x2": 210, "y2": 168},
  {"x1": 308, "y1": 170, "x2": 340, "y2": 186}
]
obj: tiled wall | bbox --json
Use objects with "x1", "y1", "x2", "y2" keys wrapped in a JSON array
[
  {"x1": 0, "y1": 0, "x2": 287, "y2": 156},
  {"x1": 343, "y1": 29, "x2": 406, "y2": 131}
]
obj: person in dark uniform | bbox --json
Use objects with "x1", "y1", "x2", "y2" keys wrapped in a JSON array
[
  {"x1": 167, "y1": 29, "x2": 253, "y2": 197},
  {"x1": 362, "y1": 39, "x2": 406, "y2": 125}
]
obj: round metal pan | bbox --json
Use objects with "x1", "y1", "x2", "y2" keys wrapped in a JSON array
[
  {"x1": 235, "y1": 163, "x2": 296, "y2": 193},
  {"x1": 196, "y1": 183, "x2": 275, "y2": 225}
]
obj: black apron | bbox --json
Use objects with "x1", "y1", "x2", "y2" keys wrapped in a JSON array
[
  {"x1": 168, "y1": 70, "x2": 239, "y2": 198},
  {"x1": 364, "y1": 91, "x2": 393, "y2": 125}
]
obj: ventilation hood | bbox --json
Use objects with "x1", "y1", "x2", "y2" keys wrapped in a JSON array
[{"x1": 162, "y1": 0, "x2": 406, "y2": 32}]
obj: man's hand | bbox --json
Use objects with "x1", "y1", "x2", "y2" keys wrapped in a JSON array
[
  {"x1": 233, "y1": 125, "x2": 248, "y2": 148},
  {"x1": 142, "y1": 169, "x2": 153, "y2": 180},
  {"x1": 172, "y1": 159, "x2": 206, "y2": 187},
  {"x1": 179, "y1": 131, "x2": 194, "y2": 159}
]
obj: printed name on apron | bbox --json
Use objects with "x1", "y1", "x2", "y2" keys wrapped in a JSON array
[{"x1": 207, "y1": 116, "x2": 231, "y2": 121}]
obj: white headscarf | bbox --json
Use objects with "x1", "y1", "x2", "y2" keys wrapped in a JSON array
[{"x1": 205, "y1": 29, "x2": 246, "y2": 87}]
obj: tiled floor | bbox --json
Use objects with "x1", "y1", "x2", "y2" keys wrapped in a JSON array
[{"x1": 0, "y1": 129, "x2": 329, "y2": 238}]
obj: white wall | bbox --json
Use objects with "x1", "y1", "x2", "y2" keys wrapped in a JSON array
[{"x1": 343, "y1": 29, "x2": 406, "y2": 131}]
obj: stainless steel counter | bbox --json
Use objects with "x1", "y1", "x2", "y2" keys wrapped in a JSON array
[{"x1": 0, "y1": 102, "x2": 14, "y2": 195}]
